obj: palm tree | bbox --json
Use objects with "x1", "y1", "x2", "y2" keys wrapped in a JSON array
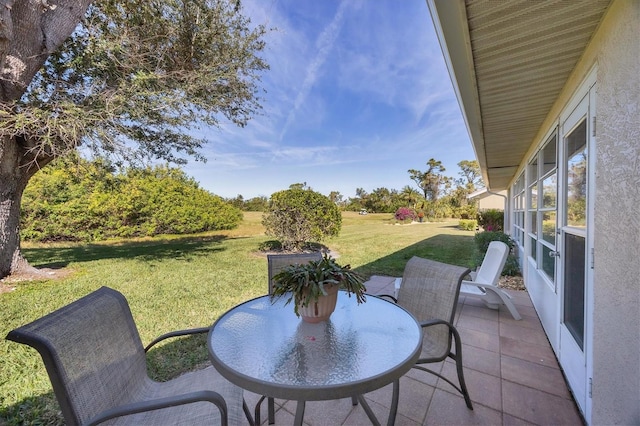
[{"x1": 400, "y1": 186, "x2": 421, "y2": 207}]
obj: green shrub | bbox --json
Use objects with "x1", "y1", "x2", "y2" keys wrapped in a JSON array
[
  {"x1": 458, "y1": 219, "x2": 477, "y2": 231},
  {"x1": 21, "y1": 158, "x2": 242, "y2": 241},
  {"x1": 262, "y1": 188, "x2": 341, "y2": 251},
  {"x1": 473, "y1": 231, "x2": 520, "y2": 276},
  {"x1": 452, "y1": 203, "x2": 478, "y2": 220},
  {"x1": 477, "y1": 209, "x2": 504, "y2": 231}
]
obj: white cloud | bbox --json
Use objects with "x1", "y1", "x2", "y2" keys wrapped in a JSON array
[{"x1": 279, "y1": 1, "x2": 352, "y2": 140}]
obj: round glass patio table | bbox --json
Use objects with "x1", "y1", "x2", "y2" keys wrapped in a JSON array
[{"x1": 208, "y1": 291, "x2": 422, "y2": 425}]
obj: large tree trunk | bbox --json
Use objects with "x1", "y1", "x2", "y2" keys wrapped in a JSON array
[
  {"x1": 0, "y1": 135, "x2": 34, "y2": 277},
  {"x1": 0, "y1": 0, "x2": 92, "y2": 278}
]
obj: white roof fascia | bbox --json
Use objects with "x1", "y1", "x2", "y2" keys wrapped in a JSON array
[{"x1": 426, "y1": 0, "x2": 488, "y2": 185}]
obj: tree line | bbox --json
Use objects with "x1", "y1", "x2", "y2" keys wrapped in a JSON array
[
  {"x1": 226, "y1": 159, "x2": 484, "y2": 220},
  {"x1": 21, "y1": 157, "x2": 483, "y2": 243}
]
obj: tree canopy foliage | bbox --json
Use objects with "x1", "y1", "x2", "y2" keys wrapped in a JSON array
[
  {"x1": 5, "y1": 0, "x2": 268, "y2": 166},
  {"x1": 408, "y1": 158, "x2": 449, "y2": 201},
  {"x1": 262, "y1": 186, "x2": 341, "y2": 252},
  {"x1": 21, "y1": 157, "x2": 242, "y2": 242},
  {"x1": 456, "y1": 160, "x2": 482, "y2": 189}
]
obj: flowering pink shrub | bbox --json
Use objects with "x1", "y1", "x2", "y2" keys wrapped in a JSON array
[{"x1": 394, "y1": 207, "x2": 416, "y2": 222}]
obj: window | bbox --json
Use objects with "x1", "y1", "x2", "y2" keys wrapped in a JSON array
[
  {"x1": 527, "y1": 132, "x2": 558, "y2": 282},
  {"x1": 512, "y1": 174, "x2": 525, "y2": 248}
]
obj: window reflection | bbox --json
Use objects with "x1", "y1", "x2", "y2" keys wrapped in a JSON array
[
  {"x1": 542, "y1": 211, "x2": 556, "y2": 245},
  {"x1": 525, "y1": 131, "x2": 557, "y2": 286},
  {"x1": 542, "y1": 140, "x2": 556, "y2": 175},
  {"x1": 542, "y1": 173, "x2": 556, "y2": 208},
  {"x1": 530, "y1": 211, "x2": 537, "y2": 236},
  {"x1": 566, "y1": 120, "x2": 587, "y2": 228},
  {"x1": 541, "y1": 245, "x2": 555, "y2": 280}
]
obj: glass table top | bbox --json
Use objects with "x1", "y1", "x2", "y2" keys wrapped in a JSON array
[{"x1": 208, "y1": 291, "x2": 422, "y2": 401}]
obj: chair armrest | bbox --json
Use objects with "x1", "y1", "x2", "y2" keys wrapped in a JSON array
[
  {"x1": 144, "y1": 326, "x2": 210, "y2": 352},
  {"x1": 419, "y1": 318, "x2": 451, "y2": 329},
  {"x1": 376, "y1": 294, "x2": 398, "y2": 303},
  {"x1": 86, "y1": 390, "x2": 228, "y2": 426},
  {"x1": 419, "y1": 318, "x2": 464, "y2": 362}
]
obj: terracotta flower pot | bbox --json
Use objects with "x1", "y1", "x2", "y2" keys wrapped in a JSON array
[{"x1": 298, "y1": 284, "x2": 339, "y2": 323}]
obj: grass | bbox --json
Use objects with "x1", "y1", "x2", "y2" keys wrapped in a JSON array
[{"x1": 0, "y1": 212, "x2": 475, "y2": 425}]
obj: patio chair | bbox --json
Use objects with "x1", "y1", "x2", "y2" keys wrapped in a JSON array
[
  {"x1": 255, "y1": 251, "x2": 324, "y2": 424},
  {"x1": 460, "y1": 240, "x2": 522, "y2": 320},
  {"x1": 266, "y1": 252, "x2": 323, "y2": 294},
  {"x1": 384, "y1": 256, "x2": 473, "y2": 409},
  {"x1": 6, "y1": 286, "x2": 252, "y2": 426}
]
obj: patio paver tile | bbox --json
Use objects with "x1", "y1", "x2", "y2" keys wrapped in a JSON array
[
  {"x1": 499, "y1": 310, "x2": 544, "y2": 330},
  {"x1": 424, "y1": 388, "x2": 503, "y2": 425},
  {"x1": 500, "y1": 335, "x2": 559, "y2": 368},
  {"x1": 457, "y1": 314, "x2": 500, "y2": 335},
  {"x1": 502, "y1": 413, "x2": 537, "y2": 425},
  {"x1": 501, "y1": 355, "x2": 572, "y2": 399},
  {"x1": 344, "y1": 397, "x2": 420, "y2": 426},
  {"x1": 502, "y1": 381, "x2": 584, "y2": 425},
  {"x1": 460, "y1": 303, "x2": 501, "y2": 321},
  {"x1": 280, "y1": 398, "x2": 354, "y2": 426},
  {"x1": 440, "y1": 361, "x2": 503, "y2": 412},
  {"x1": 459, "y1": 344, "x2": 502, "y2": 377},
  {"x1": 458, "y1": 326, "x2": 501, "y2": 353},
  {"x1": 500, "y1": 321, "x2": 550, "y2": 346},
  {"x1": 362, "y1": 376, "x2": 432, "y2": 424}
]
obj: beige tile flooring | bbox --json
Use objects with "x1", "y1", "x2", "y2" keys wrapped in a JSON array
[{"x1": 242, "y1": 276, "x2": 585, "y2": 425}]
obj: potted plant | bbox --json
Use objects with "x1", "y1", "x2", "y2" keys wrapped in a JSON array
[{"x1": 271, "y1": 253, "x2": 367, "y2": 323}]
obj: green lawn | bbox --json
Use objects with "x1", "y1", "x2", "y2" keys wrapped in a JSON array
[{"x1": 0, "y1": 212, "x2": 475, "y2": 425}]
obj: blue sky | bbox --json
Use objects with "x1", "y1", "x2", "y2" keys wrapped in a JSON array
[{"x1": 183, "y1": 0, "x2": 475, "y2": 200}]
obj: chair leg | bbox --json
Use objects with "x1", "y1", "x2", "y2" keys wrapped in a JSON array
[
  {"x1": 485, "y1": 287, "x2": 522, "y2": 320},
  {"x1": 243, "y1": 399, "x2": 256, "y2": 426},
  {"x1": 268, "y1": 397, "x2": 275, "y2": 424},
  {"x1": 255, "y1": 395, "x2": 265, "y2": 425},
  {"x1": 255, "y1": 396, "x2": 276, "y2": 425},
  {"x1": 451, "y1": 327, "x2": 473, "y2": 410},
  {"x1": 454, "y1": 352, "x2": 473, "y2": 410}
]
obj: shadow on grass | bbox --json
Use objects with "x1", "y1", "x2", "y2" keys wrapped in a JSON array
[
  {"x1": 0, "y1": 390, "x2": 63, "y2": 426},
  {"x1": 354, "y1": 233, "x2": 476, "y2": 278},
  {"x1": 21, "y1": 234, "x2": 232, "y2": 269}
]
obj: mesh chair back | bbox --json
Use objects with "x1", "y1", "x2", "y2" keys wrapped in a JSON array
[
  {"x1": 6, "y1": 287, "x2": 149, "y2": 425},
  {"x1": 475, "y1": 240, "x2": 509, "y2": 285},
  {"x1": 397, "y1": 257, "x2": 470, "y2": 359},
  {"x1": 267, "y1": 252, "x2": 323, "y2": 294}
]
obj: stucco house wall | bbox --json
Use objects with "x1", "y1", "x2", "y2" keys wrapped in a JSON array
[
  {"x1": 590, "y1": 1, "x2": 640, "y2": 423},
  {"x1": 516, "y1": 1, "x2": 639, "y2": 422},
  {"x1": 468, "y1": 189, "x2": 507, "y2": 211},
  {"x1": 477, "y1": 196, "x2": 503, "y2": 211}
]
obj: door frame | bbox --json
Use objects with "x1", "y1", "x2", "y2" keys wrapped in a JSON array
[{"x1": 556, "y1": 68, "x2": 596, "y2": 421}]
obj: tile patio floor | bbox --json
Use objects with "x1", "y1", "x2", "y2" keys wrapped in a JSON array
[{"x1": 242, "y1": 276, "x2": 585, "y2": 425}]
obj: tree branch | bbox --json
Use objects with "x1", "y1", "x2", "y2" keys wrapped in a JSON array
[{"x1": 0, "y1": 0, "x2": 93, "y2": 101}]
